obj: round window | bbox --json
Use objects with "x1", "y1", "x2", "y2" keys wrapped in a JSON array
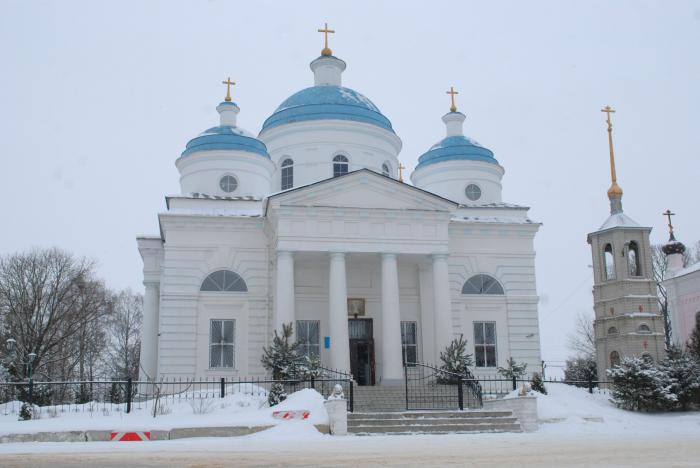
[
  {"x1": 465, "y1": 184, "x2": 482, "y2": 201},
  {"x1": 219, "y1": 175, "x2": 238, "y2": 193}
]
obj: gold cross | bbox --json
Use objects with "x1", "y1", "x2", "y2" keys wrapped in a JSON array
[
  {"x1": 663, "y1": 209, "x2": 676, "y2": 237},
  {"x1": 222, "y1": 77, "x2": 235, "y2": 102},
  {"x1": 446, "y1": 86, "x2": 459, "y2": 112},
  {"x1": 601, "y1": 105, "x2": 615, "y2": 131},
  {"x1": 398, "y1": 163, "x2": 405, "y2": 182},
  {"x1": 318, "y1": 22, "x2": 335, "y2": 56}
]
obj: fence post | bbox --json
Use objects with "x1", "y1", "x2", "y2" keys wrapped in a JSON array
[
  {"x1": 457, "y1": 379, "x2": 464, "y2": 411},
  {"x1": 404, "y1": 365, "x2": 409, "y2": 411},
  {"x1": 310, "y1": 376, "x2": 315, "y2": 390},
  {"x1": 588, "y1": 377, "x2": 593, "y2": 394},
  {"x1": 28, "y1": 378, "x2": 34, "y2": 408},
  {"x1": 512, "y1": 376, "x2": 517, "y2": 391},
  {"x1": 221, "y1": 378, "x2": 225, "y2": 398},
  {"x1": 126, "y1": 378, "x2": 132, "y2": 414},
  {"x1": 349, "y1": 380, "x2": 354, "y2": 413}
]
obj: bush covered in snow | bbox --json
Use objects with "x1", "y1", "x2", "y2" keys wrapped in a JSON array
[
  {"x1": 608, "y1": 356, "x2": 676, "y2": 411},
  {"x1": 531, "y1": 372, "x2": 547, "y2": 394}
]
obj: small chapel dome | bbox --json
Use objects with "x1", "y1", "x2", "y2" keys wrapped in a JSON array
[
  {"x1": 415, "y1": 112, "x2": 497, "y2": 169},
  {"x1": 176, "y1": 99, "x2": 274, "y2": 198},
  {"x1": 182, "y1": 101, "x2": 270, "y2": 158}
]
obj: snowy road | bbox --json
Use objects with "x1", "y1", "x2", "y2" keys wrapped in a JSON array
[{"x1": 1, "y1": 433, "x2": 699, "y2": 467}]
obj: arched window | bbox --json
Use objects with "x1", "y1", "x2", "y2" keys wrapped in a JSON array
[
  {"x1": 200, "y1": 270, "x2": 247, "y2": 292},
  {"x1": 607, "y1": 326, "x2": 619, "y2": 335},
  {"x1": 610, "y1": 351, "x2": 620, "y2": 368},
  {"x1": 381, "y1": 163, "x2": 390, "y2": 177},
  {"x1": 462, "y1": 274, "x2": 505, "y2": 295},
  {"x1": 628, "y1": 241, "x2": 641, "y2": 277},
  {"x1": 281, "y1": 158, "x2": 294, "y2": 190},
  {"x1": 333, "y1": 155, "x2": 349, "y2": 177},
  {"x1": 604, "y1": 244, "x2": 615, "y2": 280},
  {"x1": 637, "y1": 323, "x2": 651, "y2": 334}
]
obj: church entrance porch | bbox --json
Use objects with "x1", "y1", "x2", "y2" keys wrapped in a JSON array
[{"x1": 349, "y1": 318, "x2": 375, "y2": 385}]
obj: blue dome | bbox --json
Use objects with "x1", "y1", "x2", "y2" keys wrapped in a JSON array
[
  {"x1": 182, "y1": 124, "x2": 270, "y2": 158},
  {"x1": 260, "y1": 86, "x2": 394, "y2": 133},
  {"x1": 415, "y1": 135, "x2": 498, "y2": 169}
]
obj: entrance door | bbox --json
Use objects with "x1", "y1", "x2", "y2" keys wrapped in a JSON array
[{"x1": 348, "y1": 319, "x2": 375, "y2": 386}]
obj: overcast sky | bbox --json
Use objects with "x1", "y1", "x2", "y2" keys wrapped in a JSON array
[{"x1": 1, "y1": 0, "x2": 699, "y2": 368}]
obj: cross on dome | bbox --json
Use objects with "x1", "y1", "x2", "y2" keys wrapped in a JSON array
[
  {"x1": 601, "y1": 105, "x2": 623, "y2": 211},
  {"x1": 222, "y1": 77, "x2": 236, "y2": 102},
  {"x1": 663, "y1": 209, "x2": 676, "y2": 238},
  {"x1": 318, "y1": 22, "x2": 335, "y2": 56},
  {"x1": 446, "y1": 86, "x2": 459, "y2": 113}
]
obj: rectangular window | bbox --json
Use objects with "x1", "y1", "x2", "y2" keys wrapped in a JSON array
[
  {"x1": 474, "y1": 322, "x2": 497, "y2": 368},
  {"x1": 210, "y1": 319, "x2": 235, "y2": 368},
  {"x1": 401, "y1": 321, "x2": 418, "y2": 366},
  {"x1": 296, "y1": 320, "x2": 320, "y2": 359}
]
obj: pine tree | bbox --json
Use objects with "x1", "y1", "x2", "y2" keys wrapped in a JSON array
[
  {"x1": 607, "y1": 356, "x2": 676, "y2": 411},
  {"x1": 564, "y1": 355, "x2": 598, "y2": 388},
  {"x1": 261, "y1": 323, "x2": 301, "y2": 381},
  {"x1": 437, "y1": 335, "x2": 474, "y2": 383},
  {"x1": 267, "y1": 383, "x2": 287, "y2": 407},
  {"x1": 530, "y1": 372, "x2": 547, "y2": 394},
  {"x1": 497, "y1": 357, "x2": 528, "y2": 380},
  {"x1": 687, "y1": 323, "x2": 700, "y2": 361},
  {"x1": 659, "y1": 352, "x2": 700, "y2": 410},
  {"x1": 18, "y1": 402, "x2": 33, "y2": 421},
  {"x1": 297, "y1": 354, "x2": 323, "y2": 381}
]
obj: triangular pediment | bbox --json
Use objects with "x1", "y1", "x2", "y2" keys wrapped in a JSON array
[{"x1": 266, "y1": 169, "x2": 457, "y2": 213}]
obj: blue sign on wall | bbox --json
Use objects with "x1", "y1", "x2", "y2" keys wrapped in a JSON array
[{"x1": 324, "y1": 336, "x2": 330, "y2": 349}]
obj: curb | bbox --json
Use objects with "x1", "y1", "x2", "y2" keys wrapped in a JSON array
[{"x1": 0, "y1": 424, "x2": 331, "y2": 444}]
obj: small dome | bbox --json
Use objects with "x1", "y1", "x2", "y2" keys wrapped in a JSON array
[
  {"x1": 260, "y1": 85, "x2": 394, "y2": 133},
  {"x1": 416, "y1": 135, "x2": 497, "y2": 169},
  {"x1": 182, "y1": 102, "x2": 270, "y2": 158}
]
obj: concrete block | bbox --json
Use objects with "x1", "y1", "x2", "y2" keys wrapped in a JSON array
[
  {"x1": 483, "y1": 396, "x2": 538, "y2": 432},
  {"x1": 169, "y1": 425, "x2": 271, "y2": 439},
  {"x1": 0, "y1": 431, "x2": 85, "y2": 443}
]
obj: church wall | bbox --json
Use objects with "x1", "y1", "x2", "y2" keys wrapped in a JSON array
[
  {"x1": 448, "y1": 221, "x2": 542, "y2": 374},
  {"x1": 157, "y1": 215, "x2": 270, "y2": 379}
]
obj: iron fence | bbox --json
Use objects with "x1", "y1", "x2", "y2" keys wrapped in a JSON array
[
  {"x1": 0, "y1": 376, "x2": 353, "y2": 418},
  {"x1": 475, "y1": 375, "x2": 612, "y2": 399},
  {"x1": 404, "y1": 363, "x2": 482, "y2": 411}
]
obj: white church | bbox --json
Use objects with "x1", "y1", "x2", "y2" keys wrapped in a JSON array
[{"x1": 137, "y1": 31, "x2": 542, "y2": 386}]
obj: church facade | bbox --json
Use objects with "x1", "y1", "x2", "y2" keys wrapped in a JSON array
[{"x1": 137, "y1": 38, "x2": 542, "y2": 385}]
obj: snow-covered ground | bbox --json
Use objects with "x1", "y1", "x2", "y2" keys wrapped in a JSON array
[
  {"x1": 0, "y1": 387, "x2": 328, "y2": 435},
  {"x1": 0, "y1": 384, "x2": 700, "y2": 466}
]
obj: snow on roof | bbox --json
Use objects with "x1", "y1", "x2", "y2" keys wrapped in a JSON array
[
  {"x1": 598, "y1": 212, "x2": 642, "y2": 231},
  {"x1": 458, "y1": 202, "x2": 529, "y2": 210},
  {"x1": 452, "y1": 216, "x2": 535, "y2": 224}
]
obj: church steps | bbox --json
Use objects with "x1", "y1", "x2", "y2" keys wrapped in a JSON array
[{"x1": 346, "y1": 410, "x2": 523, "y2": 435}]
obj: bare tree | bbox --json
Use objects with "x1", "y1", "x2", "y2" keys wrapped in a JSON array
[
  {"x1": 105, "y1": 289, "x2": 142, "y2": 380},
  {"x1": 567, "y1": 311, "x2": 595, "y2": 358},
  {"x1": 0, "y1": 248, "x2": 109, "y2": 380}
]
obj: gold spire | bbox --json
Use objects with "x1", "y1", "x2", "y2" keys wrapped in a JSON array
[
  {"x1": 663, "y1": 209, "x2": 676, "y2": 238},
  {"x1": 601, "y1": 105, "x2": 623, "y2": 199},
  {"x1": 446, "y1": 86, "x2": 459, "y2": 113},
  {"x1": 222, "y1": 77, "x2": 235, "y2": 102},
  {"x1": 318, "y1": 22, "x2": 335, "y2": 56},
  {"x1": 398, "y1": 162, "x2": 406, "y2": 182}
]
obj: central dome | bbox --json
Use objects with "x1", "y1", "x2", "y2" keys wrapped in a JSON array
[{"x1": 260, "y1": 85, "x2": 394, "y2": 133}]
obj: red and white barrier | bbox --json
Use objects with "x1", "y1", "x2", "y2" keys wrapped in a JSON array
[
  {"x1": 110, "y1": 431, "x2": 151, "y2": 441},
  {"x1": 272, "y1": 410, "x2": 310, "y2": 420}
]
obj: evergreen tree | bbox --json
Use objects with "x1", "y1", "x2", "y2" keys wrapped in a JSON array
[
  {"x1": 267, "y1": 383, "x2": 287, "y2": 407},
  {"x1": 530, "y1": 372, "x2": 547, "y2": 394},
  {"x1": 437, "y1": 335, "x2": 474, "y2": 383},
  {"x1": 261, "y1": 323, "x2": 301, "y2": 381},
  {"x1": 497, "y1": 357, "x2": 528, "y2": 380},
  {"x1": 687, "y1": 323, "x2": 700, "y2": 361},
  {"x1": 564, "y1": 355, "x2": 598, "y2": 388},
  {"x1": 297, "y1": 353, "x2": 323, "y2": 381},
  {"x1": 659, "y1": 352, "x2": 700, "y2": 410},
  {"x1": 607, "y1": 356, "x2": 676, "y2": 411}
]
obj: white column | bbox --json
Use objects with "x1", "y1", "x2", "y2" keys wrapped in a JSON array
[
  {"x1": 328, "y1": 252, "x2": 351, "y2": 373},
  {"x1": 432, "y1": 254, "x2": 453, "y2": 358},
  {"x1": 139, "y1": 282, "x2": 159, "y2": 382},
  {"x1": 381, "y1": 253, "x2": 404, "y2": 384},
  {"x1": 275, "y1": 251, "x2": 295, "y2": 334}
]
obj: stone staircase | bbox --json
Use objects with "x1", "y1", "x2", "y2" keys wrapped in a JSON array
[
  {"x1": 347, "y1": 411, "x2": 522, "y2": 435},
  {"x1": 349, "y1": 385, "x2": 522, "y2": 435}
]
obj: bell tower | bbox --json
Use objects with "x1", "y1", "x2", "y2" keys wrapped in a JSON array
[{"x1": 586, "y1": 106, "x2": 665, "y2": 380}]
